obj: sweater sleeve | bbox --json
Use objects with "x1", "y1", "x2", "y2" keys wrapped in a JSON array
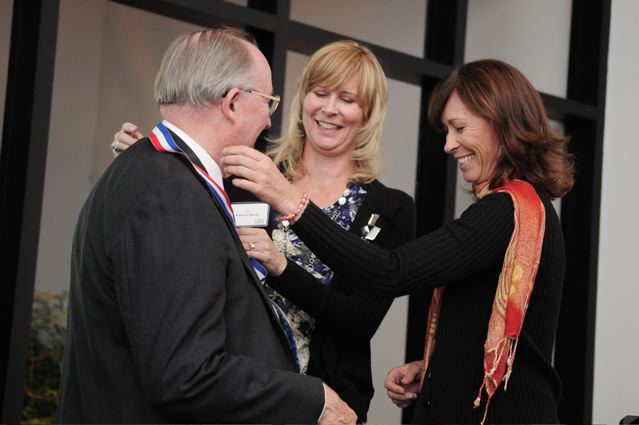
[
  {"x1": 291, "y1": 192, "x2": 515, "y2": 297},
  {"x1": 267, "y1": 189, "x2": 417, "y2": 340}
]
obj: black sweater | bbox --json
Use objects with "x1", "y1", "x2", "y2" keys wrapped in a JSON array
[
  {"x1": 292, "y1": 188, "x2": 564, "y2": 424},
  {"x1": 267, "y1": 180, "x2": 416, "y2": 423}
]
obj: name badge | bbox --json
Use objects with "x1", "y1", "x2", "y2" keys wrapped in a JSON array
[{"x1": 232, "y1": 202, "x2": 270, "y2": 227}]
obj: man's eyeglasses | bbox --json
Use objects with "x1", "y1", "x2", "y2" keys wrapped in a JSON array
[{"x1": 239, "y1": 88, "x2": 280, "y2": 116}]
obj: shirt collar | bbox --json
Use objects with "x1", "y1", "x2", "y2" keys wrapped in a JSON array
[{"x1": 162, "y1": 120, "x2": 224, "y2": 189}]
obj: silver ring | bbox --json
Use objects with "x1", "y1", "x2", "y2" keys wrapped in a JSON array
[
  {"x1": 248, "y1": 242, "x2": 256, "y2": 250},
  {"x1": 110, "y1": 140, "x2": 121, "y2": 157}
]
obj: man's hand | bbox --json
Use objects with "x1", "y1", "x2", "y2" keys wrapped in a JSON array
[{"x1": 318, "y1": 383, "x2": 356, "y2": 425}]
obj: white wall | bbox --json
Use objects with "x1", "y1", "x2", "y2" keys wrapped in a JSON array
[{"x1": 593, "y1": 0, "x2": 639, "y2": 422}]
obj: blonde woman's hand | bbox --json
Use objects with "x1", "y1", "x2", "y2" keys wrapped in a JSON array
[
  {"x1": 237, "y1": 227, "x2": 287, "y2": 276},
  {"x1": 221, "y1": 146, "x2": 304, "y2": 215},
  {"x1": 384, "y1": 360, "x2": 423, "y2": 408},
  {"x1": 111, "y1": 121, "x2": 144, "y2": 156}
]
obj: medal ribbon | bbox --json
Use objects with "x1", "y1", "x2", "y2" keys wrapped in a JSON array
[{"x1": 149, "y1": 122, "x2": 300, "y2": 372}]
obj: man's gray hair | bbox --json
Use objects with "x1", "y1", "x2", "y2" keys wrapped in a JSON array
[{"x1": 154, "y1": 27, "x2": 257, "y2": 107}]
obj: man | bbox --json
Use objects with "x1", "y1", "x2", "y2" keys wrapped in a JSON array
[{"x1": 57, "y1": 27, "x2": 355, "y2": 424}]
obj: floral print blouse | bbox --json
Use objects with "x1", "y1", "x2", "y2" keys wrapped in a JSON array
[{"x1": 266, "y1": 182, "x2": 367, "y2": 373}]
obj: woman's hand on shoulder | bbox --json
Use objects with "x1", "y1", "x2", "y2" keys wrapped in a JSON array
[
  {"x1": 111, "y1": 121, "x2": 144, "y2": 156},
  {"x1": 385, "y1": 360, "x2": 423, "y2": 408},
  {"x1": 237, "y1": 227, "x2": 287, "y2": 276}
]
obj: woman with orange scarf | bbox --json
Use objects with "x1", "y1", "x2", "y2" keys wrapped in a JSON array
[{"x1": 221, "y1": 59, "x2": 574, "y2": 424}]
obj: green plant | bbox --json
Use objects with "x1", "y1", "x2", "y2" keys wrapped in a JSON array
[{"x1": 21, "y1": 291, "x2": 68, "y2": 425}]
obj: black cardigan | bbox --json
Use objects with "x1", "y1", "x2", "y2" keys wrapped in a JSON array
[
  {"x1": 266, "y1": 179, "x2": 416, "y2": 423},
  {"x1": 291, "y1": 187, "x2": 564, "y2": 424}
]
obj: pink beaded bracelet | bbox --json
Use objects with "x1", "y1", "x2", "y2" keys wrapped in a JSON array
[{"x1": 280, "y1": 192, "x2": 309, "y2": 227}]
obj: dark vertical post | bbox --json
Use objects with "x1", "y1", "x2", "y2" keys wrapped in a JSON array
[
  {"x1": 555, "y1": 0, "x2": 610, "y2": 423},
  {"x1": 403, "y1": 1, "x2": 467, "y2": 423},
  {"x1": 246, "y1": 0, "x2": 289, "y2": 147},
  {"x1": 269, "y1": 0, "x2": 291, "y2": 136},
  {"x1": 0, "y1": 1, "x2": 60, "y2": 423}
]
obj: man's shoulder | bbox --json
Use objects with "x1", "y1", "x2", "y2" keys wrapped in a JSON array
[
  {"x1": 107, "y1": 138, "x2": 195, "y2": 186},
  {"x1": 95, "y1": 138, "x2": 214, "y2": 217}
]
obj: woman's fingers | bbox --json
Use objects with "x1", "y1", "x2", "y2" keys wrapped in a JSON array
[
  {"x1": 221, "y1": 147, "x2": 301, "y2": 214},
  {"x1": 237, "y1": 228, "x2": 287, "y2": 276},
  {"x1": 111, "y1": 122, "x2": 144, "y2": 155},
  {"x1": 222, "y1": 145, "x2": 265, "y2": 161},
  {"x1": 221, "y1": 147, "x2": 278, "y2": 179},
  {"x1": 121, "y1": 122, "x2": 143, "y2": 140},
  {"x1": 223, "y1": 164, "x2": 259, "y2": 182}
]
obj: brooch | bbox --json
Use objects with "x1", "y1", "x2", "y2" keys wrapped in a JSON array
[{"x1": 361, "y1": 213, "x2": 381, "y2": 241}]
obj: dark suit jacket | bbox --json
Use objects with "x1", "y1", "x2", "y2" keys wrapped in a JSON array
[
  {"x1": 267, "y1": 180, "x2": 416, "y2": 422},
  {"x1": 57, "y1": 133, "x2": 324, "y2": 424}
]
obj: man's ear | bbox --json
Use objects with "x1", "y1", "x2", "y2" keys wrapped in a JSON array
[{"x1": 220, "y1": 88, "x2": 241, "y2": 123}]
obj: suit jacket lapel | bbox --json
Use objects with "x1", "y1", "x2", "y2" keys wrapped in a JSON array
[{"x1": 166, "y1": 132, "x2": 281, "y2": 316}]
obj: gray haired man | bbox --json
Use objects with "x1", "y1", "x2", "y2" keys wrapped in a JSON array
[{"x1": 57, "y1": 27, "x2": 355, "y2": 424}]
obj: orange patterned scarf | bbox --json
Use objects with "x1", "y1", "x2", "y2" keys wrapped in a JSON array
[{"x1": 419, "y1": 179, "x2": 545, "y2": 424}]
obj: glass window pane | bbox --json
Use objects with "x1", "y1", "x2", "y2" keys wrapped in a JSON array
[
  {"x1": 465, "y1": 0, "x2": 572, "y2": 98},
  {"x1": 549, "y1": 119, "x2": 565, "y2": 215},
  {"x1": 381, "y1": 78, "x2": 421, "y2": 198},
  {"x1": 0, "y1": 0, "x2": 13, "y2": 147},
  {"x1": 290, "y1": 0, "x2": 426, "y2": 58},
  {"x1": 38, "y1": 1, "x2": 200, "y2": 295},
  {"x1": 281, "y1": 51, "x2": 307, "y2": 131},
  {"x1": 223, "y1": 0, "x2": 248, "y2": 6}
]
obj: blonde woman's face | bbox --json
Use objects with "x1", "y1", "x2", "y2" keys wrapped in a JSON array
[{"x1": 301, "y1": 74, "x2": 365, "y2": 158}]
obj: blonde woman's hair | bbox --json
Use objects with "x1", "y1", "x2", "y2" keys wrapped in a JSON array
[
  {"x1": 155, "y1": 27, "x2": 257, "y2": 107},
  {"x1": 268, "y1": 40, "x2": 388, "y2": 182}
]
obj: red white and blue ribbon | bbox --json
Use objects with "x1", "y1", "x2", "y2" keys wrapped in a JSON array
[
  {"x1": 149, "y1": 123, "x2": 235, "y2": 224},
  {"x1": 148, "y1": 122, "x2": 298, "y2": 371}
]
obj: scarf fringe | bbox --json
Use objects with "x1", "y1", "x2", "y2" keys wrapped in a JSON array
[
  {"x1": 473, "y1": 337, "x2": 518, "y2": 424},
  {"x1": 504, "y1": 337, "x2": 518, "y2": 390}
]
